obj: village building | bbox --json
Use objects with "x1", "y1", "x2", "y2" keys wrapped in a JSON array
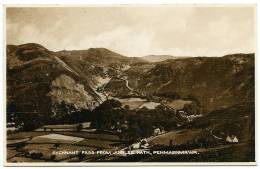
[
  {"x1": 110, "y1": 125, "x2": 115, "y2": 130},
  {"x1": 226, "y1": 135, "x2": 239, "y2": 143},
  {"x1": 153, "y1": 128, "x2": 166, "y2": 136},
  {"x1": 116, "y1": 129, "x2": 122, "y2": 133},
  {"x1": 131, "y1": 142, "x2": 141, "y2": 149},
  {"x1": 81, "y1": 122, "x2": 91, "y2": 129},
  {"x1": 153, "y1": 128, "x2": 161, "y2": 136},
  {"x1": 130, "y1": 139, "x2": 150, "y2": 149},
  {"x1": 140, "y1": 138, "x2": 149, "y2": 148}
]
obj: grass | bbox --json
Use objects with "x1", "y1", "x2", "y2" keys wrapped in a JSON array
[
  {"x1": 109, "y1": 141, "x2": 254, "y2": 162},
  {"x1": 149, "y1": 129, "x2": 203, "y2": 146},
  {"x1": 6, "y1": 130, "x2": 123, "y2": 162},
  {"x1": 7, "y1": 138, "x2": 31, "y2": 145},
  {"x1": 121, "y1": 101, "x2": 146, "y2": 110},
  {"x1": 167, "y1": 99, "x2": 192, "y2": 110},
  {"x1": 7, "y1": 131, "x2": 121, "y2": 142},
  {"x1": 6, "y1": 147, "x2": 21, "y2": 160},
  {"x1": 27, "y1": 135, "x2": 84, "y2": 144},
  {"x1": 55, "y1": 131, "x2": 121, "y2": 141},
  {"x1": 75, "y1": 139, "x2": 119, "y2": 149},
  {"x1": 7, "y1": 156, "x2": 46, "y2": 163},
  {"x1": 7, "y1": 132, "x2": 51, "y2": 140},
  {"x1": 20, "y1": 143, "x2": 96, "y2": 161}
]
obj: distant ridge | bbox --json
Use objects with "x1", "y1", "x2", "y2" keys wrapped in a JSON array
[{"x1": 141, "y1": 55, "x2": 189, "y2": 62}]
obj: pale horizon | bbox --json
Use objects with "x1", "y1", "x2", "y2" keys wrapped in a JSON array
[{"x1": 6, "y1": 6, "x2": 256, "y2": 57}]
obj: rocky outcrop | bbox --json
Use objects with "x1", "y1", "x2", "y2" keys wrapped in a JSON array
[{"x1": 48, "y1": 75, "x2": 97, "y2": 110}]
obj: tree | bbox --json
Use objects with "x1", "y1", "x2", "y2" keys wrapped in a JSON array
[
  {"x1": 124, "y1": 105, "x2": 130, "y2": 110},
  {"x1": 91, "y1": 99, "x2": 122, "y2": 129},
  {"x1": 76, "y1": 123, "x2": 83, "y2": 131},
  {"x1": 54, "y1": 142, "x2": 60, "y2": 149}
]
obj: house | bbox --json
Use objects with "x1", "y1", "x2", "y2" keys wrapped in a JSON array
[
  {"x1": 130, "y1": 140, "x2": 149, "y2": 149},
  {"x1": 81, "y1": 122, "x2": 91, "y2": 129},
  {"x1": 141, "y1": 143, "x2": 149, "y2": 149},
  {"x1": 226, "y1": 135, "x2": 239, "y2": 143},
  {"x1": 110, "y1": 125, "x2": 115, "y2": 130},
  {"x1": 153, "y1": 128, "x2": 166, "y2": 136},
  {"x1": 140, "y1": 139, "x2": 149, "y2": 148},
  {"x1": 7, "y1": 122, "x2": 23, "y2": 133},
  {"x1": 140, "y1": 138, "x2": 148, "y2": 143},
  {"x1": 161, "y1": 129, "x2": 166, "y2": 134},
  {"x1": 153, "y1": 128, "x2": 161, "y2": 136},
  {"x1": 132, "y1": 142, "x2": 141, "y2": 149},
  {"x1": 121, "y1": 124, "x2": 128, "y2": 130}
]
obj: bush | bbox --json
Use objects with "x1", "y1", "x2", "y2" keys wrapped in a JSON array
[
  {"x1": 30, "y1": 151, "x2": 43, "y2": 159},
  {"x1": 77, "y1": 123, "x2": 83, "y2": 131}
]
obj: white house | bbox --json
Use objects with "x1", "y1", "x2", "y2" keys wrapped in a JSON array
[
  {"x1": 226, "y1": 135, "x2": 239, "y2": 143},
  {"x1": 110, "y1": 125, "x2": 115, "y2": 130},
  {"x1": 132, "y1": 142, "x2": 141, "y2": 149},
  {"x1": 153, "y1": 128, "x2": 161, "y2": 136},
  {"x1": 141, "y1": 143, "x2": 149, "y2": 149},
  {"x1": 81, "y1": 122, "x2": 91, "y2": 129},
  {"x1": 140, "y1": 138, "x2": 148, "y2": 143},
  {"x1": 153, "y1": 128, "x2": 166, "y2": 136}
]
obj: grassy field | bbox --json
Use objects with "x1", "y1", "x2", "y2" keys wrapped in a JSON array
[
  {"x1": 146, "y1": 142, "x2": 254, "y2": 162},
  {"x1": 105, "y1": 141, "x2": 254, "y2": 162},
  {"x1": 18, "y1": 143, "x2": 97, "y2": 161},
  {"x1": 75, "y1": 139, "x2": 120, "y2": 149},
  {"x1": 116, "y1": 98, "x2": 147, "y2": 110},
  {"x1": 167, "y1": 99, "x2": 192, "y2": 110},
  {"x1": 55, "y1": 131, "x2": 121, "y2": 141},
  {"x1": 7, "y1": 131, "x2": 120, "y2": 141},
  {"x1": 27, "y1": 134, "x2": 84, "y2": 144},
  {"x1": 6, "y1": 130, "x2": 123, "y2": 162},
  {"x1": 7, "y1": 132, "x2": 51, "y2": 140},
  {"x1": 149, "y1": 129, "x2": 203, "y2": 146}
]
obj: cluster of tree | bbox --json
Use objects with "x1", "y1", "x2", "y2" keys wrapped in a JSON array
[
  {"x1": 13, "y1": 112, "x2": 46, "y2": 131},
  {"x1": 50, "y1": 101, "x2": 91, "y2": 124},
  {"x1": 155, "y1": 92, "x2": 181, "y2": 100},
  {"x1": 91, "y1": 99, "x2": 184, "y2": 143},
  {"x1": 91, "y1": 99, "x2": 127, "y2": 130},
  {"x1": 182, "y1": 102, "x2": 203, "y2": 115},
  {"x1": 11, "y1": 101, "x2": 91, "y2": 131}
]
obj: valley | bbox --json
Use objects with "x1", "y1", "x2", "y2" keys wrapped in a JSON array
[{"x1": 6, "y1": 43, "x2": 255, "y2": 162}]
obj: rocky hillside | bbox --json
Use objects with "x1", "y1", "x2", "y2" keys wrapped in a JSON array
[
  {"x1": 6, "y1": 43, "x2": 135, "y2": 117},
  {"x1": 7, "y1": 43, "x2": 254, "y2": 122},
  {"x1": 106, "y1": 53, "x2": 254, "y2": 112}
]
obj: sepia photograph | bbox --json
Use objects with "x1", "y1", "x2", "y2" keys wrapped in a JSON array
[{"x1": 4, "y1": 4, "x2": 256, "y2": 165}]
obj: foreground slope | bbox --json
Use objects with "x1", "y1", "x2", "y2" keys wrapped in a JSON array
[{"x1": 7, "y1": 43, "x2": 137, "y2": 120}]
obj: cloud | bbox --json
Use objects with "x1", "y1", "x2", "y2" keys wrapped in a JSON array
[{"x1": 6, "y1": 6, "x2": 255, "y2": 57}]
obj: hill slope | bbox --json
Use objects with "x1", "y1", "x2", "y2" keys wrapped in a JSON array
[
  {"x1": 7, "y1": 43, "x2": 254, "y2": 127},
  {"x1": 7, "y1": 43, "x2": 138, "y2": 118},
  {"x1": 142, "y1": 55, "x2": 189, "y2": 62},
  {"x1": 106, "y1": 53, "x2": 254, "y2": 112}
]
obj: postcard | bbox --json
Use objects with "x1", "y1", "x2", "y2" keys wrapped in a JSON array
[{"x1": 4, "y1": 4, "x2": 256, "y2": 166}]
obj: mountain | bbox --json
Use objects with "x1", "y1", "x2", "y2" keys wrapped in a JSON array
[
  {"x1": 190, "y1": 101, "x2": 254, "y2": 142},
  {"x1": 106, "y1": 53, "x2": 254, "y2": 112},
  {"x1": 6, "y1": 43, "x2": 255, "y2": 162},
  {"x1": 6, "y1": 43, "x2": 138, "y2": 118},
  {"x1": 141, "y1": 55, "x2": 189, "y2": 62},
  {"x1": 6, "y1": 43, "x2": 254, "y2": 126},
  {"x1": 57, "y1": 48, "x2": 146, "y2": 65}
]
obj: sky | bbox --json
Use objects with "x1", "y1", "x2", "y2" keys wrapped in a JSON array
[{"x1": 6, "y1": 6, "x2": 255, "y2": 57}]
